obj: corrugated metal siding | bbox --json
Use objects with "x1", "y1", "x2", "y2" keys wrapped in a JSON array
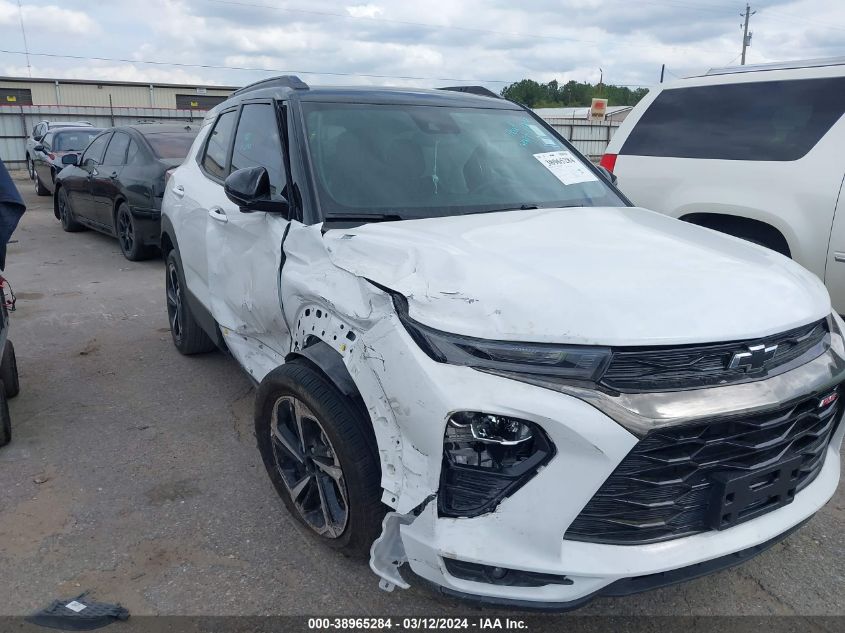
[
  {"x1": 0, "y1": 105, "x2": 208, "y2": 167},
  {"x1": 0, "y1": 79, "x2": 233, "y2": 108},
  {"x1": 539, "y1": 117, "x2": 621, "y2": 162}
]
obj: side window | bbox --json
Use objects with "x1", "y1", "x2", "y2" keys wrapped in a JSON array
[
  {"x1": 231, "y1": 103, "x2": 287, "y2": 198},
  {"x1": 621, "y1": 77, "x2": 845, "y2": 161},
  {"x1": 41, "y1": 133, "x2": 53, "y2": 150},
  {"x1": 82, "y1": 133, "x2": 111, "y2": 167},
  {"x1": 126, "y1": 140, "x2": 142, "y2": 165},
  {"x1": 202, "y1": 110, "x2": 238, "y2": 180},
  {"x1": 103, "y1": 132, "x2": 131, "y2": 165}
]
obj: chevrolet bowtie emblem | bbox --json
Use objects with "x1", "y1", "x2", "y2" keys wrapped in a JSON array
[{"x1": 728, "y1": 343, "x2": 778, "y2": 372}]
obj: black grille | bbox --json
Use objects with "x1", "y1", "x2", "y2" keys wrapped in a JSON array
[
  {"x1": 565, "y1": 389, "x2": 841, "y2": 544},
  {"x1": 601, "y1": 319, "x2": 828, "y2": 392}
]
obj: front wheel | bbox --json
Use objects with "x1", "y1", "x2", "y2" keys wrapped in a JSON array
[
  {"x1": 117, "y1": 203, "x2": 152, "y2": 261},
  {"x1": 34, "y1": 173, "x2": 49, "y2": 196},
  {"x1": 58, "y1": 188, "x2": 84, "y2": 232},
  {"x1": 0, "y1": 385, "x2": 10, "y2": 447},
  {"x1": 255, "y1": 361, "x2": 384, "y2": 557},
  {"x1": 26, "y1": 156, "x2": 34, "y2": 180},
  {"x1": 0, "y1": 341, "x2": 20, "y2": 398}
]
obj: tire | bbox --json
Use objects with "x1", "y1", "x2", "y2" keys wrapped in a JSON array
[
  {"x1": 116, "y1": 203, "x2": 152, "y2": 261},
  {"x1": 165, "y1": 250, "x2": 215, "y2": 355},
  {"x1": 0, "y1": 384, "x2": 10, "y2": 447},
  {"x1": 0, "y1": 341, "x2": 20, "y2": 398},
  {"x1": 26, "y1": 156, "x2": 34, "y2": 180},
  {"x1": 58, "y1": 188, "x2": 84, "y2": 232},
  {"x1": 34, "y1": 173, "x2": 49, "y2": 196},
  {"x1": 255, "y1": 360, "x2": 385, "y2": 557}
]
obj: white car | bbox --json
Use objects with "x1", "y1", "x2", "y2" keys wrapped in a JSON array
[
  {"x1": 160, "y1": 76, "x2": 845, "y2": 609},
  {"x1": 602, "y1": 57, "x2": 845, "y2": 314}
]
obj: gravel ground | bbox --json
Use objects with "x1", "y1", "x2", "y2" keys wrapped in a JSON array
[{"x1": 0, "y1": 176, "x2": 843, "y2": 625}]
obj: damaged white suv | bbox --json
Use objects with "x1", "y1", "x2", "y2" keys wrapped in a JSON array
[{"x1": 161, "y1": 76, "x2": 845, "y2": 609}]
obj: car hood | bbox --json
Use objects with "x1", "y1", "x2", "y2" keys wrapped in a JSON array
[{"x1": 322, "y1": 207, "x2": 830, "y2": 346}]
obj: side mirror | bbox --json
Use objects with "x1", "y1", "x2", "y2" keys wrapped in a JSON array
[
  {"x1": 598, "y1": 165, "x2": 618, "y2": 186},
  {"x1": 62, "y1": 154, "x2": 79, "y2": 166},
  {"x1": 34, "y1": 144, "x2": 44, "y2": 153},
  {"x1": 224, "y1": 166, "x2": 290, "y2": 216}
]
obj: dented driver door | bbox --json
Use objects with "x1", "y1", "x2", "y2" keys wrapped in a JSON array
[{"x1": 206, "y1": 102, "x2": 292, "y2": 379}]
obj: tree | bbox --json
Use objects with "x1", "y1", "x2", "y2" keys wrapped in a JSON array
[{"x1": 501, "y1": 78, "x2": 649, "y2": 107}]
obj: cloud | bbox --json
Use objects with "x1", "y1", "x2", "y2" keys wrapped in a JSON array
[
  {"x1": 0, "y1": 0, "x2": 842, "y2": 91},
  {"x1": 346, "y1": 4, "x2": 384, "y2": 19},
  {"x1": 0, "y1": 0, "x2": 98, "y2": 35}
]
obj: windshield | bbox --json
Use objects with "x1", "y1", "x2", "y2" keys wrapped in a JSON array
[
  {"x1": 144, "y1": 133, "x2": 198, "y2": 159},
  {"x1": 302, "y1": 102, "x2": 625, "y2": 220},
  {"x1": 54, "y1": 130, "x2": 102, "y2": 152}
]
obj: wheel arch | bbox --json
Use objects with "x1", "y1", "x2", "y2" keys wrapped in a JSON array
[
  {"x1": 256, "y1": 339, "x2": 378, "y2": 461},
  {"x1": 160, "y1": 214, "x2": 177, "y2": 258},
  {"x1": 680, "y1": 212, "x2": 792, "y2": 257},
  {"x1": 52, "y1": 182, "x2": 62, "y2": 218}
]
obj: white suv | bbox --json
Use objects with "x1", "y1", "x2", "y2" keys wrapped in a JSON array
[
  {"x1": 602, "y1": 57, "x2": 845, "y2": 314},
  {"x1": 161, "y1": 76, "x2": 844, "y2": 610}
]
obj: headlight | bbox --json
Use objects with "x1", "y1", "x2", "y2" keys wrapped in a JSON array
[
  {"x1": 439, "y1": 412, "x2": 554, "y2": 517},
  {"x1": 392, "y1": 293, "x2": 611, "y2": 382}
]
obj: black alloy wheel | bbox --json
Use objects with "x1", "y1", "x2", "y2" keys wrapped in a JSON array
[
  {"x1": 269, "y1": 395, "x2": 350, "y2": 538},
  {"x1": 166, "y1": 260, "x2": 184, "y2": 346},
  {"x1": 58, "y1": 189, "x2": 83, "y2": 232}
]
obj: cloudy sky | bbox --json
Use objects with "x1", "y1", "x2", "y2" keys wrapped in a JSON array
[{"x1": 0, "y1": 0, "x2": 843, "y2": 90}]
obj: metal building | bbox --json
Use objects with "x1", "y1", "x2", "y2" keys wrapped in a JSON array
[{"x1": 0, "y1": 76, "x2": 236, "y2": 109}]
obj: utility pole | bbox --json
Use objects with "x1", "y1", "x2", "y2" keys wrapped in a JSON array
[
  {"x1": 16, "y1": 0, "x2": 32, "y2": 77},
  {"x1": 740, "y1": 3, "x2": 756, "y2": 65}
]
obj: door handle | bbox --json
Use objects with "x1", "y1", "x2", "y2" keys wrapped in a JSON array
[
  {"x1": 172, "y1": 185, "x2": 185, "y2": 198},
  {"x1": 835, "y1": 252, "x2": 845, "y2": 263},
  {"x1": 208, "y1": 206, "x2": 228, "y2": 223}
]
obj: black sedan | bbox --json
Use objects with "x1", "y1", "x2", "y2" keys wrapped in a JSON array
[
  {"x1": 54, "y1": 124, "x2": 198, "y2": 260},
  {"x1": 32, "y1": 127, "x2": 103, "y2": 196}
]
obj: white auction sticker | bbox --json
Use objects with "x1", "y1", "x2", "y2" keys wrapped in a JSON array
[
  {"x1": 533, "y1": 150, "x2": 598, "y2": 185},
  {"x1": 65, "y1": 601, "x2": 87, "y2": 613}
]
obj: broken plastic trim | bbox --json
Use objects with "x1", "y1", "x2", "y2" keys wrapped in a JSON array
[{"x1": 369, "y1": 512, "x2": 417, "y2": 592}]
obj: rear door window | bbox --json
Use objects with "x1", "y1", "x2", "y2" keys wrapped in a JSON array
[
  {"x1": 621, "y1": 77, "x2": 845, "y2": 161},
  {"x1": 202, "y1": 110, "x2": 238, "y2": 180},
  {"x1": 103, "y1": 132, "x2": 131, "y2": 165},
  {"x1": 81, "y1": 133, "x2": 112, "y2": 167}
]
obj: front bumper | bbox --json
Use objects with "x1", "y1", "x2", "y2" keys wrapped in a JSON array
[{"x1": 358, "y1": 310, "x2": 845, "y2": 608}]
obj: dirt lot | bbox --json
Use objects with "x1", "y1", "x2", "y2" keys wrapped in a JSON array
[{"x1": 0, "y1": 175, "x2": 843, "y2": 621}]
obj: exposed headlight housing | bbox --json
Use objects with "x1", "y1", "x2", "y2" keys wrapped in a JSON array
[
  {"x1": 391, "y1": 293, "x2": 611, "y2": 383},
  {"x1": 439, "y1": 412, "x2": 554, "y2": 517}
]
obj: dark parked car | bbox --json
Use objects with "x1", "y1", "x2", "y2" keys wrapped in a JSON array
[
  {"x1": 32, "y1": 127, "x2": 104, "y2": 196},
  {"x1": 53, "y1": 124, "x2": 198, "y2": 260}
]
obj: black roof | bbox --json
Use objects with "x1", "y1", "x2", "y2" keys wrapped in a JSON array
[
  {"x1": 120, "y1": 123, "x2": 198, "y2": 136},
  {"x1": 214, "y1": 81, "x2": 519, "y2": 112}
]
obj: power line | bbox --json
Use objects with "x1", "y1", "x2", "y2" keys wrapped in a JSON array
[
  {"x1": 0, "y1": 49, "x2": 654, "y2": 88},
  {"x1": 0, "y1": 49, "x2": 515, "y2": 83}
]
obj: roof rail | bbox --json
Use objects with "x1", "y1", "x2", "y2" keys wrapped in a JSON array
[
  {"x1": 233, "y1": 75, "x2": 309, "y2": 96},
  {"x1": 438, "y1": 86, "x2": 501, "y2": 99},
  {"x1": 705, "y1": 56, "x2": 845, "y2": 76}
]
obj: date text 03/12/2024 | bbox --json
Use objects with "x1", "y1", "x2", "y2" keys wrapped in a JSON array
[{"x1": 307, "y1": 618, "x2": 529, "y2": 630}]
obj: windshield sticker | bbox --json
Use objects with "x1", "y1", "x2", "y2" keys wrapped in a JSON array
[{"x1": 533, "y1": 150, "x2": 599, "y2": 185}]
